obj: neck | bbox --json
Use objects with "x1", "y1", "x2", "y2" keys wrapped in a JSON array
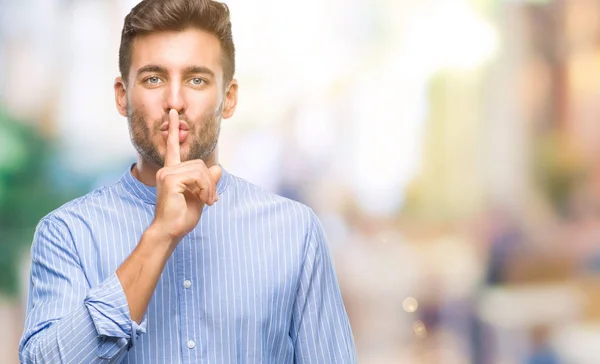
[{"x1": 132, "y1": 149, "x2": 219, "y2": 187}]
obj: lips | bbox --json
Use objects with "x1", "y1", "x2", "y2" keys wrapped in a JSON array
[
  {"x1": 159, "y1": 120, "x2": 190, "y2": 132},
  {"x1": 159, "y1": 120, "x2": 190, "y2": 143},
  {"x1": 161, "y1": 129, "x2": 188, "y2": 142}
]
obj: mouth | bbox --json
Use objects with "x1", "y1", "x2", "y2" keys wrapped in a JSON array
[
  {"x1": 159, "y1": 120, "x2": 190, "y2": 132},
  {"x1": 161, "y1": 129, "x2": 188, "y2": 143},
  {"x1": 159, "y1": 120, "x2": 190, "y2": 143}
]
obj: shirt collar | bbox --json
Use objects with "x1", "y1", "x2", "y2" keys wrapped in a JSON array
[{"x1": 120, "y1": 163, "x2": 231, "y2": 205}]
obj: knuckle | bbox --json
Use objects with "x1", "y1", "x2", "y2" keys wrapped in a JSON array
[
  {"x1": 163, "y1": 174, "x2": 177, "y2": 186},
  {"x1": 194, "y1": 170, "x2": 205, "y2": 183}
]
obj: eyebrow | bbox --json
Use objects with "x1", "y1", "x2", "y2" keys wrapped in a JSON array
[
  {"x1": 136, "y1": 64, "x2": 215, "y2": 78},
  {"x1": 182, "y1": 65, "x2": 215, "y2": 78}
]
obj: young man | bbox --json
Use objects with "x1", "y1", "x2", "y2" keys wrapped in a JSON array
[{"x1": 19, "y1": 0, "x2": 356, "y2": 362}]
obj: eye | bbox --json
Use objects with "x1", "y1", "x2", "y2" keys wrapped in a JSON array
[
  {"x1": 189, "y1": 78, "x2": 206, "y2": 86},
  {"x1": 145, "y1": 76, "x2": 161, "y2": 84}
]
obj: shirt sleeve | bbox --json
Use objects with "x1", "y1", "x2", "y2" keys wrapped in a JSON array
[
  {"x1": 19, "y1": 216, "x2": 147, "y2": 364},
  {"x1": 290, "y1": 210, "x2": 358, "y2": 364}
]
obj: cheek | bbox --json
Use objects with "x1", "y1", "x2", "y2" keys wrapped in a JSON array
[
  {"x1": 186, "y1": 90, "x2": 221, "y2": 117},
  {"x1": 129, "y1": 105, "x2": 159, "y2": 135},
  {"x1": 130, "y1": 88, "x2": 163, "y2": 115}
]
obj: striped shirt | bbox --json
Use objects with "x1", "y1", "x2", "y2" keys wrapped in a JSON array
[{"x1": 19, "y1": 165, "x2": 356, "y2": 363}]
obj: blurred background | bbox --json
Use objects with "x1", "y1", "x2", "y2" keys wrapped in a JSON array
[{"x1": 2, "y1": 0, "x2": 600, "y2": 362}]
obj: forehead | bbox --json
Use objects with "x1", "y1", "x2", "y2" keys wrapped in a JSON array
[{"x1": 130, "y1": 28, "x2": 223, "y2": 78}]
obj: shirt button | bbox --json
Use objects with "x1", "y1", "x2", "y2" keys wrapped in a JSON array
[
  {"x1": 187, "y1": 340, "x2": 196, "y2": 349},
  {"x1": 183, "y1": 280, "x2": 192, "y2": 289}
]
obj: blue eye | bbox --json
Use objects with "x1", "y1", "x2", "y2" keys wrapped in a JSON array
[
  {"x1": 146, "y1": 76, "x2": 161, "y2": 84},
  {"x1": 190, "y1": 78, "x2": 205, "y2": 85}
]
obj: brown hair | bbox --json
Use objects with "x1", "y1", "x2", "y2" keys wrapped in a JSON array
[{"x1": 119, "y1": 0, "x2": 235, "y2": 84}]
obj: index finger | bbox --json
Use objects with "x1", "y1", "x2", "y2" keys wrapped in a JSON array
[{"x1": 164, "y1": 109, "x2": 181, "y2": 166}]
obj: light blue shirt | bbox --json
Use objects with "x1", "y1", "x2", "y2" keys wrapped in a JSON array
[{"x1": 19, "y1": 165, "x2": 356, "y2": 363}]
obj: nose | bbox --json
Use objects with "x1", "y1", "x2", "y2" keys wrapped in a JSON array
[{"x1": 165, "y1": 82, "x2": 186, "y2": 115}]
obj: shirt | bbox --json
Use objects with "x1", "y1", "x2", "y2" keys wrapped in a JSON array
[{"x1": 19, "y1": 165, "x2": 357, "y2": 363}]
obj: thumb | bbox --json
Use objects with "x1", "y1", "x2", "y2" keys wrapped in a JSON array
[{"x1": 209, "y1": 165, "x2": 223, "y2": 185}]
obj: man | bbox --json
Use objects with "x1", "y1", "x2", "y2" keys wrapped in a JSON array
[{"x1": 18, "y1": 0, "x2": 357, "y2": 362}]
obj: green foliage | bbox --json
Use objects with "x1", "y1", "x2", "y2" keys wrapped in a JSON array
[{"x1": 0, "y1": 107, "x2": 81, "y2": 297}]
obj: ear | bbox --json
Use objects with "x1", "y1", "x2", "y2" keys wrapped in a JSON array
[
  {"x1": 114, "y1": 77, "x2": 128, "y2": 117},
  {"x1": 221, "y1": 79, "x2": 238, "y2": 119}
]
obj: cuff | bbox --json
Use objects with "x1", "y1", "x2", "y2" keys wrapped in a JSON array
[{"x1": 84, "y1": 273, "x2": 147, "y2": 360}]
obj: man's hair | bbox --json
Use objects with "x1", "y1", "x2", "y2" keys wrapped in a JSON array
[{"x1": 119, "y1": 0, "x2": 235, "y2": 84}]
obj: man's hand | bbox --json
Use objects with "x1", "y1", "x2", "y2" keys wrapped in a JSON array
[{"x1": 152, "y1": 109, "x2": 222, "y2": 243}]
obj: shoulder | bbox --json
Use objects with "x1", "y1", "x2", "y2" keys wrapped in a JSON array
[
  {"x1": 226, "y1": 172, "x2": 320, "y2": 233},
  {"x1": 37, "y1": 181, "x2": 124, "y2": 232}
]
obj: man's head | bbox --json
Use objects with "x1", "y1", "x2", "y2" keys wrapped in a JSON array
[{"x1": 114, "y1": 0, "x2": 238, "y2": 167}]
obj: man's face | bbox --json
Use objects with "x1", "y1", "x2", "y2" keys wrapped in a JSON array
[{"x1": 115, "y1": 28, "x2": 237, "y2": 167}]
